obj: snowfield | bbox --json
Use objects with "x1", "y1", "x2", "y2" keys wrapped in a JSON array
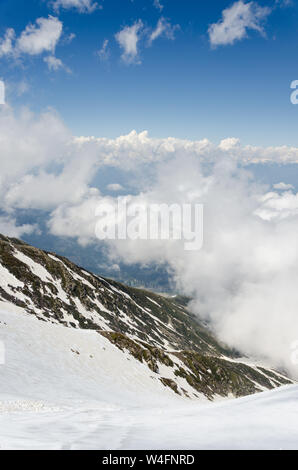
[{"x1": 0, "y1": 304, "x2": 298, "y2": 450}]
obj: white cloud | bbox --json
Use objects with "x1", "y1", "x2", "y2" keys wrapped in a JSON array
[
  {"x1": 106, "y1": 183, "x2": 124, "y2": 191},
  {"x1": 273, "y1": 182, "x2": 294, "y2": 191},
  {"x1": 0, "y1": 28, "x2": 15, "y2": 57},
  {"x1": 115, "y1": 18, "x2": 179, "y2": 64},
  {"x1": 16, "y1": 80, "x2": 29, "y2": 96},
  {"x1": 96, "y1": 39, "x2": 110, "y2": 62},
  {"x1": 153, "y1": 0, "x2": 163, "y2": 11},
  {"x1": 44, "y1": 55, "x2": 63, "y2": 71},
  {"x1": 52, "y1": 0, "x2": 100, "y2": 13},
  {"x1": 0, "y1": 215, "x2": 38, "y2": 238},
  {"x1": 44, "y1": 55, "x2": 69, "y2": 72},
  {"x1": 0, "y1": 106, "x2": 72, "y2": 210},
  {"x1": 0, "y1": 16, "x2": 63, "y2": 62},
  {"x1": 64, "y1": 32, "x2": 76, "y2": 44},
  {"x1": 148, "y1": 17, "x2": 179, "y2": 45},
  {"x1": 3, "y1": 113, "x2": 298, "y2": 215},
  {"x1": 256, "y1": 190, "x2": 298, "y2": 220},
  {"x1": 0, "y1": 17, "x2": 70, "y2": 72},
  {"x1": 208, "y1": 1, "x2": 271, "y2": 47},
  {"x1": 17, "y1": 16, "x2": 63, "y2": 56},
  {"x1": 218, "y1": 137, "x2": 240, "y2": 151},
  {"x1": 115, "y1": 20, "x2": 143, "y2": 64}
]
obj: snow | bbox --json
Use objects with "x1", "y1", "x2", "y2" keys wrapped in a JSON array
[
  {"x1": 221, "y1": 354, "x2": 292, "y2": 384},
  {"x1": 0, "y1": 304, "x2": 298, "y2": 450},
  {"x1": 14, "y1": 250, "x2": 52, "y2": 283},
  {"x1": 12, "y1": 250, "x2": 70, "y2": 305},
  {"x1": 146, "y1": 296, "x2": 161, "y2": 307},
  {"x1": 47, "y1": 254, "x2": 94, "y2": 289},
  {"x1": 72, "y1": 297, "x2": 112, "y2": 330},
  {"x1": 108, "y1": 284, "x2": 132, "y2": 300},
  {"x1": 0, "y1": 265, "x2": 24, "y2": 289}
]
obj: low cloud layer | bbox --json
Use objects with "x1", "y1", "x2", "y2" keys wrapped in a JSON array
[
  {"x1": 1, "y1": 105, "x2": 298, "y2": 377},
  {"x1": 2, "y1": 105, "x2": 298, "y2": 216}
]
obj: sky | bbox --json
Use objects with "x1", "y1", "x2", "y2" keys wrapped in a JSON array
[
  {"x1": 0, "y1": 0, "x2": 298, "y2": 145},
  {"x1": 2, "y1": 1, "x2": 298, "y2": 374}
]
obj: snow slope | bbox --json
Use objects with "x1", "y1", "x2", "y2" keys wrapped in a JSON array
[
  {"x1": 0, "y1": 234, "x2": 293, "y2": 401},
  {"x1": 0, "y1": 305, "x2": 298, "y2": 450}
]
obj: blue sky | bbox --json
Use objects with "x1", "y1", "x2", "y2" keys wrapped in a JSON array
[{"x1": 1, "y1": 0, "x2": 298, "y2": 145}]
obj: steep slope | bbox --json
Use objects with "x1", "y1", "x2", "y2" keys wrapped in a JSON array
[
  {"x1": 0, "y1": 305, "x2": 297, "y2": 449},
  {"x1": 0, "y1": 234, "x2": 293, "y2": 400}
]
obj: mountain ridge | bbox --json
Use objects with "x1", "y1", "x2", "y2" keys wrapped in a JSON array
[{"x1": 0, "y1": 233, "x2": 293, "y2": 400}]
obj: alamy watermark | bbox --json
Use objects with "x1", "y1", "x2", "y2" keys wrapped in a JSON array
[
  {"x1": 95, "y1": 199, "x2": 204, "y2": 251},
  {"x1": 290, "y1": 80, "x2": 298, "y2": 104}
]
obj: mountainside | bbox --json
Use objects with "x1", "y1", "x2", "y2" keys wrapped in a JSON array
[
  {"x1": 1, "y1": 305, "x2": 297, "y2": 449},
  {"x1": 0, "y1": 234, "x2": 293, "y2": 400}
]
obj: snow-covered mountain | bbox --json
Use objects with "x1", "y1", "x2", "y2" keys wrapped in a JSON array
[
  {"x1": 0, "y1": 233, "x2": 293, "y2": 402},
  {"x1": 0, "y1": 303, "x2": 297, "y2": 449},
  {"x1": 0, "y1": 234, "x2": 297, "y2": 449}
]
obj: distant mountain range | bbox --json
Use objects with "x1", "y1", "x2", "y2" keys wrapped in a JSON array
[{"x1": 0, "y1": 234, "x2": 293, "y2": 400}]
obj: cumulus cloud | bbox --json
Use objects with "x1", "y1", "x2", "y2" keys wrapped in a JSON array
[
  {"x1": 115, "y1": 17, "x2": 179, "y2": 64},
  {"x1": 0, "y1": 105, "x2": 72, "y2": 210},
  {"x1": 0, "y1": 16, "x2": 63, "y2": 64},
  {"x1": 48, "y1": 190, "x2": 102, "y2": 245},
  {"x1": 52, "y1": 0, "x2": 100, "y2": 13},
  {"x1": 3, "y1": 112, "x2": 298, "y2": 215},
  {"x1": 218, "y1": 137, "x2": 240, "y2": 151},
  {"x1": 0, "y1": 215, "x2": 38, "y2": 238},
  {"x1": 115, "y1": 20, "x2": 144, "y2": 64},
  {"x1": 44, "y1": 55, "x2": 64, "y2": 71},
  {"x1": 273, "y1": 182, "x2": 294, "y2": 191},
  {"x1": 0, "y1": 28, "x2": 15, "y2": 57},
  {"x1": 208, "y1": 1, "x2": 271, "y2": 47},
  {"x1": 17, "y1": 16, "x2": 63, "y2": 56},
  {"x1": 106, "y1": 183, "x2": 124, "y2": 191},
  {"x1": 256, "y1": 190, "x2": 298, "y2": 220},
  {"x1": 148, "y1": 17, "x2": 179, "y2": 45}
]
